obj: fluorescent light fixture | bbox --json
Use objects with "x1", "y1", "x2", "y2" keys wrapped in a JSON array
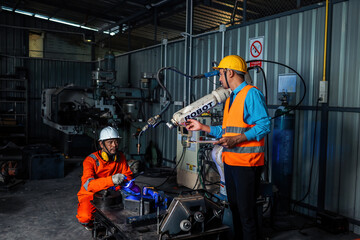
[
  {"x1": 49, "y1": 18, "x2": 80, "y2": 27},
  {"x1": 1, "y1": 6, "x2": 13, "y2": 11},
  {"x1": 2, "y1": 6, "x2": 100, "y2": 32},
  {"x1": 34, "y1": 14, "x2": 49, "y2": 20},
  {"x1": 15, "y1": 9, "x2": 33, "y2": 16},
  {"x1": 110, "y1": 26, "x2": 119, "y2": 32},
  {"x1": 80, "y1": 26, "x2": 98, "y2": 32}
]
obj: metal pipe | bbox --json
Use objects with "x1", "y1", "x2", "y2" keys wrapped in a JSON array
[
  {"x1": 317, "y1": 0, "x2": 333, "y2": 212},
  {"x1": 188, "y1": 0, "x2": 193, "y2": 105},
  {"x1": 243, "y1": 0, "x2": 247, "y2": 23},
  {"x1": 154, "y1": 8, "x2": 158, "y2": 44},
  {"x1": 221, "y1": 26, "x2": 226, "y2": 59},
  {"x1": 163, "y1": 39, "x2": 168, "y2": 101}
]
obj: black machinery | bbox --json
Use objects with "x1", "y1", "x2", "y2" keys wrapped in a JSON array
[{"x1": 91, "y1": 184, "x2": 228, "y2": 240}]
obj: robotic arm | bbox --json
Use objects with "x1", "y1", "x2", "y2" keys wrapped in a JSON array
[{"x1": 166, "y1": 86, "x2": 231, "y2": 129}]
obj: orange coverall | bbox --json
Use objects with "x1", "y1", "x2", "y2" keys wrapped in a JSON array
[{"x1": 76, "y1": 151, "x2": 133, "y2": 225}]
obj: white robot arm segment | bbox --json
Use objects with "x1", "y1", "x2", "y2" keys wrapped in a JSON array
[{"x1": 166, "y1": 87, "x2": 231, "y2": 129}]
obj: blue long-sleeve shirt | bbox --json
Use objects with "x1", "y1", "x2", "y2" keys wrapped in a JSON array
[{"x1": 210, "y1": 81, "x2": 271, "y2": 141}]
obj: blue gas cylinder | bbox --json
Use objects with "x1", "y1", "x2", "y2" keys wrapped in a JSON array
[
  {"x1": 104, "y1": 51, "x2": 115, "y2": 71},
  {"x1": 272, "y1": 106, "x2": 295, "y2": 212}
]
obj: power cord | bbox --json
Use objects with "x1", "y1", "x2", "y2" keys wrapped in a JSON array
[
  {"x1": 155, "y1": 147, "x2": 186, "y2": 188},
  {"x1": 246, "y1": 59, "x2": 307, "y2": 120},
  {"x1": 292, "y1": 98, "x2": 321, "y2": 212}
]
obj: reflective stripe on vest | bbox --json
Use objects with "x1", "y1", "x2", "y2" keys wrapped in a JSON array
[
  {"x1": 89, "y1": 154, "x2": 99, "y2": 167},
  {"x1": 222, "y1": 145, "x2": 265, "y2": 154},
  {"x1": 222, "y1": 126, "x2": 252, "y2": 135},
  {"x1": 83, "y1": 177, "x2": 94, "y2": 191}
]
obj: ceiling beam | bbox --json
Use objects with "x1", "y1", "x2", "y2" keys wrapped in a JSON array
[
  {"x1": 12, "y1": 0, "x2": 22, "y2": 11},
  {"x1": 99, "y1": 0, "x2": 187, "y2": 33},
  {"x1": 30, "y1": 0, "x2": 119, "y2": 23},
  {"x1": 85, "y1": 0, "x2": 127, "y2": 25}
]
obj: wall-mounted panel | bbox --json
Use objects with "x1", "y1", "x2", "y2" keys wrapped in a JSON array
[{"x1": 330, "y1": 1, "x2": 360, "y2": 108}]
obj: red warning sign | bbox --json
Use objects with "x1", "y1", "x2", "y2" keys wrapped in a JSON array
[
  {"x1": 250, "y1": 41, "x2": 262, "y2": 58},
  {"x1": 249, "y1": 37, "x2": 264, "y2": 67}
]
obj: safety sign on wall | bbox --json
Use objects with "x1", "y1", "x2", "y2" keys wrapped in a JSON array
[{"x1": 249, "y1": 36, "x2": 264, "y2": 67}]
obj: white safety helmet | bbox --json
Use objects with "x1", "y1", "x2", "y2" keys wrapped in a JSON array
[{"x1": 98, "y1": 126, "x2": 121, "y2": 141}]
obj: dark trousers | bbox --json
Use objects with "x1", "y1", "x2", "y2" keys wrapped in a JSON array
[{"x1": 224, "y1": 163, "x2": 262, "y2": 240}]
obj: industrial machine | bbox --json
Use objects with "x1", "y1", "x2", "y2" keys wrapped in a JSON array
[
  {"x1": 40, "y1": 52, "x2": 159, "y2": 156},
  {"x1": 159, "y1": 193, "x2": 226, "y2": 237}
]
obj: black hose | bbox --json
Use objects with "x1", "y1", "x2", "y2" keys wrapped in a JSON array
[
  {"x1": 292, "y1": 99, "x2": 320, "y2": 211},
  {"x1": 155, "y1": 147, "x2": 186, "y2": 188},
  {"x1": 246, "y1": 59, "x2": 307, "y2": 119}
]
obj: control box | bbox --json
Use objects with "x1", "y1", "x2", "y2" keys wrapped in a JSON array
[{"x1": 176, "y1": 117, "x2": 219, "y2": 190}]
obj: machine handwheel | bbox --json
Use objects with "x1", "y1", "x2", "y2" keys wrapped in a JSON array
[
  {"x1": 180, "y1": 219, "x2": 192, "y2": 232},
  {"x1": 194, "y1": 211, "x2": 205, "y2": 222}
]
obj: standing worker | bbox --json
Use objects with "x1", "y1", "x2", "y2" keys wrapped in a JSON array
[
  {"x1": 186, "y1": 55, "x2": 271, "y2": 240},
  {"x1": 76, "y1": 126, "x2": 133, "y2": 230}
]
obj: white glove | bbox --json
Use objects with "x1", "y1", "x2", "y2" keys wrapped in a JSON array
[{"x1": 112, "y1": 173, "x2": 125, "y2": 185}]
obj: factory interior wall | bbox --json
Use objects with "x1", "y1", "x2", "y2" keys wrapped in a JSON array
[
  {"x1": 1, "y1": 0, "x2": 360, "y2": 233},
  {"x1": 223, "y1": 3, "x2": 326, "y2": 219}
]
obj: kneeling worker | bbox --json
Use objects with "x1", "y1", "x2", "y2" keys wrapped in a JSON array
[{"x1": 76, "y1": 126, "x2": 133, "y2": 230}]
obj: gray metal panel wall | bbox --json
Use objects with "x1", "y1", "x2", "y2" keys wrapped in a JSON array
[
  {"x1": 326, "y1": 0, "x2": 360, "y2": 230},
  {"x1": 222, "y1": 8, "x2": 325, "y2": 107},
  {"x1": 192, "y1": 33, "x2": 223, "y2": 97},
  {"x1": 330, "y1": 1, "x2": 360, "y2": 108},
  {"x1": 114, "y1": 55, "x2": 130, "y2": 88},
  {"x1": 0, "y1": 12, "x2": 27, "y2": 75},
  {"x1": 327, "y1": 112, "x2": 360, "y2": 226},
  {"x1": 162, "y1": 41, "x2": 186, "y2": 164},
  {"x1": 187, "y1": 6, "x2": 326, "y2": 215},
  {"x1": 45, "y1": 33, "x2": 92, "y2": 61},
  {"x1": 119, "y1": 41, "x2": 187, "y2": 165}
]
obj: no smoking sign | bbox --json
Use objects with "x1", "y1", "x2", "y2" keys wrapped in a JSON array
[{"x1": 249, "y1": 37, "x2": 264, "y2": 67}]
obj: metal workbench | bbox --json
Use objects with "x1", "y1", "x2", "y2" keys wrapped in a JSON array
[
  {"x1": 92, "y1": 196, "x2": 230, "y2": 240},
  {"x1": 91, "y1": 172, "x2": 230, "y2": 240}
]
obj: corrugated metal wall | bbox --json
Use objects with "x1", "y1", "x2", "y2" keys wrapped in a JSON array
[
  {"x1": 222, "y1": 6, "x2": 326, "y2": 216},
  {"x1": 326, "y1": 0, "x2": 360, "y2": 232},
  {"x1": 1, "y1": 0, "x2": 360, "y2": 231}
]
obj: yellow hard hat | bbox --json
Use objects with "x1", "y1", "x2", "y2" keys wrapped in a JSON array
[{"x1": 213, "y1": 55, "x2": 247, "y2": 74}]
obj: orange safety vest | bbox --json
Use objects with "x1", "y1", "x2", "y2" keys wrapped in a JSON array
[{"x1": 222, "y1": 85, "x2": 265, "y2": 167}]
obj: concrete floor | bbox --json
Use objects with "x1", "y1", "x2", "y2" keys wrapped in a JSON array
[{"x1": 0, "y1": 162, "x2": 359, "y2": 240}]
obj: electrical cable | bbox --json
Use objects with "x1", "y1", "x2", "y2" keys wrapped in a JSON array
[
  {"x1": 156, "y1": 66, "x2": 194, "y2": 102},
  {"x1": 155, "y1": 147, "x2": 186, "y2": 188},
  {"x1": 246, "y1": 59, "x2": 307, "y2": 120},
  {"x1": 248, "y1": 65, "x2": 270, "y2": 181},
  {"x1": 292, "y1": 98, "x2": 320, "y2": 212}
]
